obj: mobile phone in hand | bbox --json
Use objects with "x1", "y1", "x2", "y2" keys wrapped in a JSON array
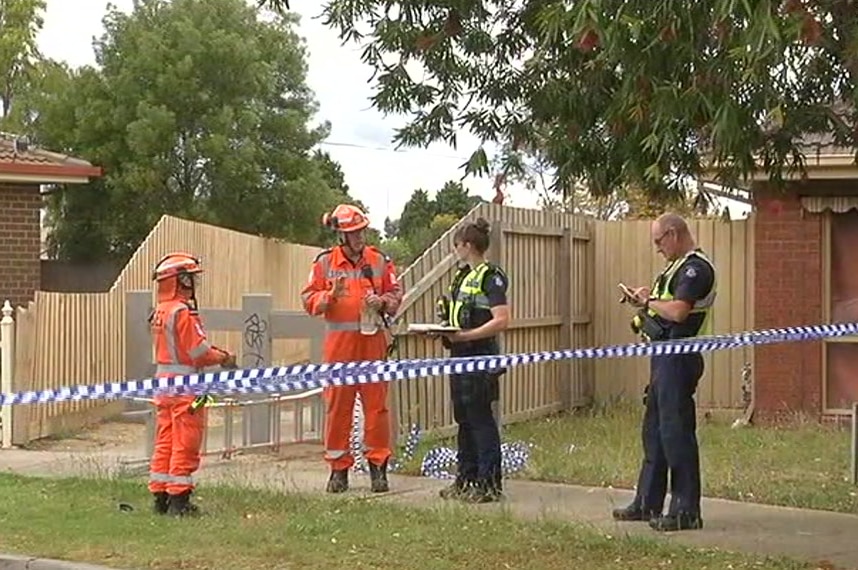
[{"x1": 617, "y1": 283, "x2": 635, "y2": 303}]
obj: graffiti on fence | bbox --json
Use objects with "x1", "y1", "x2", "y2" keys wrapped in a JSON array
[{"x1": 242, "y1": 312, "x2": 268, "y2": 368}]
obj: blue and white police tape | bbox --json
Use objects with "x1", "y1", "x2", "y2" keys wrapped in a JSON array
[
  {"x1": 2, "y1": 321, "x2": 858, "y2": 407},
  {"x1": 348, "y1": 395, "x2": 421, "y2": 474},
  {"x1": 350, "y1": 394, "x2": 369, "y2": 474},
  {"x1": 420, "y1": 441, "x2": 533, "y2": 479},
  {"x1": 347, "y1": 414, "x2": 532, "y2": 479},
  {"x1": 393, "y1": 424, "x2": 422, "y2": 473},
  {"x1": 349, "y1": 414, "x2": 424, "y2": 474}
]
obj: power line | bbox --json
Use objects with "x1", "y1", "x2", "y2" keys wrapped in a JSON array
[{"x1": 318, "y1": 140, "x2": 471, "y2": 161}]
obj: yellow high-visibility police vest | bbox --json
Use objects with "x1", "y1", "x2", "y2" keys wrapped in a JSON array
[
  {"x1": 449, "y1": 262, "x2": 495, "y2": 329},
  {"x1": 632, "y1": 249, "x2": 717, "y2": 341}
]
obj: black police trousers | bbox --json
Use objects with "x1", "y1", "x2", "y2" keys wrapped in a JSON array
[
  {"x1": 450, "y1": 371, "x2": 502, "y2": 491},
  {"x1": 632, "y1": 353, "x2": 704, "y2": 516}
]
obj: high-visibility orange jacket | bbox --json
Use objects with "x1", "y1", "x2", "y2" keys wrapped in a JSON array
[
  {"x1": 148, "y1": 296, "x2": 227, "y2": 497},
  {"x1": 301, "y1": 245, "x2": 403, "y2": 361},
  {"x1": 301, "y1": 245, "x2": 403, "y2": 471},
  {"x1": 151, "y1": 299, "x2": 226, "y2": 378}
]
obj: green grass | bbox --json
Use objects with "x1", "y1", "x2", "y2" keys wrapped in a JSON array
[
  {"x1": 0, "y1": 473, "x2": 820, "y2": 570},
  {"x1": 400, "y1": 401, "x2": 857, "y2": 513}
]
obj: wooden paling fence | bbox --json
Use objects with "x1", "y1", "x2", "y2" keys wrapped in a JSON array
[
  {"x1": 2, "y1": 207, "x2": 755, "y2": 447},
  {"x1": 6, "y1": 216, "x2": 319, "y2": 445},
  {"x1": 391, "y1": 203, "x2": 595, "y2": 434},
  {"x1": 592, "y1": 217, "x2": 755, "y2": 409}
]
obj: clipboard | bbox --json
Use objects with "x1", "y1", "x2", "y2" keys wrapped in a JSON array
[{"x1": 407, "y1": 323, "x2": 462, "y2": 333}]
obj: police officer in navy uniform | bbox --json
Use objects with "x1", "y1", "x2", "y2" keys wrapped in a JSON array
[
  {"x1": 429, "y1": 217, "x2": 510, "y2": 503},
  {"x1": 613, "y1": 212, "x2": 716, "y2": 532}
]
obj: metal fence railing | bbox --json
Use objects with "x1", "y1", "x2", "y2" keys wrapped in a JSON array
[{"x1": 118, "y1": 388, "x2": 325, "y2": 473}]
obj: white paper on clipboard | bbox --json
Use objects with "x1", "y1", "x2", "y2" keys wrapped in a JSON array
[{"x1": 407, "y1": 323, "x2": 462, "y2": 333}]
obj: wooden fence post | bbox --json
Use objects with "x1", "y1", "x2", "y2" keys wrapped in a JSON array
[
  {"x1": 490, "y1": 222, "x2": 505, "y2": 436},
  {"x1": 558, "y1": 228, "x2": 573, "y2": 411},
  {"x1": 1, "y1": 300, "x2": 14, "y2": 449}
]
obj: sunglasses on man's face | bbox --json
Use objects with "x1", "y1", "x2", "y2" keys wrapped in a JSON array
[{"x1": 653, "y1": 228, "x2": 673, "y2": 246}]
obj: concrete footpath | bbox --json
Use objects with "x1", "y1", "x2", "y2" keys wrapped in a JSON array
[
  {"x1": 0, "y1": 554, "x2": 117, "y2": 570},
  {"x1": 3, "y1": 448, "x2": 858, "y2": 569}
]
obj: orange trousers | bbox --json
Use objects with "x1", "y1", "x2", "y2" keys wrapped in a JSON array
[
  {"x1": 320, "y1": 329, "x2": 392, "y2": 471},
  {"x1": 324, "y1": 383, "x2": 390, "y2": 471},
  {"x1": 147, "y1": 394, "x2": 206, "y2": 496}
]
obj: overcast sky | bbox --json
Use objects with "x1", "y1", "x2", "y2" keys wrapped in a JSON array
[
  {"x1": 36, "y1": 0, "x2": 544, "y2": 230},
  {"x1": 36, "y1": 1, "x2": 751, "y2": 230}
]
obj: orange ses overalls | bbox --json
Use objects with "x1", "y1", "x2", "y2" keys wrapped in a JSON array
[
  {"x1": 147, "y1": 252, "x2": 234, "y2": 517},
  {"x1": 300, "y1": 244, "x2": 403, "y2": 487}
]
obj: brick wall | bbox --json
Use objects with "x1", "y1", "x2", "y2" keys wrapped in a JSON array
[
  {"x1": 0, "y1": 184, "x2": 42, "y2": 308},
  {"x1": 753, "y1": 186, "x2": 823, "y2": 418}
]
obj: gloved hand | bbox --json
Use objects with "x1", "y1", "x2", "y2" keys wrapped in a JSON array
[
  {"x1": 332, "y1": 276, "x2": 347, "y2": 298},
  {"x1": 642, "y1": 384, "x2": 650, "y2": 407},
  {"x1": 190, "y1": 394, "x2": 214, "y2": 414}
]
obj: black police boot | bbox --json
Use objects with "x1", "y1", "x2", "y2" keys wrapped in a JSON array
[
  {"x1": 368, "y1": 460, "x2": 389, "y2": 493},
  {"x1": 152, "y1": 491, "x2": 169, "y2": 515},
  {"x1": 649, "y1": 512, "x2": 703, "y2": 532},
  {"x1": 167, "y1": 490, "x2": 201, "y2": 517},
  {"x1": 439, "y1": 477, "x2": 471, "y2": 500},
  {"x1": 326, "y1": 469, "x2": 349, "y2": 493},
  {"x1": 612, "y1": 503, "x2": 659, "y2": 522},
  {"x1": 462, "y1": 479, "x2": 503, "y2": 504}
]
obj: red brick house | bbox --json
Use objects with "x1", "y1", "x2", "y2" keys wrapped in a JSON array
[
  {"x1": 706, "y1": 137, "x2": 858, "y2": 419},
  {"x1": 0, "y1": 134, "x2": 102, "y2": 307}
]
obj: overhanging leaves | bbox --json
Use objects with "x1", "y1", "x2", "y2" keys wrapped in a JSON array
[{"x1": 298, "y1": 0, "x2": 858, "y2": 197}]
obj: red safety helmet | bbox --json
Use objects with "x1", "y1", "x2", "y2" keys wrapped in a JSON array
[
  {"x1": 322, "y1": 204, "x2": 369, "y2": 233},
  {"x1": 152, "y1": 251, "x2": 203, "y2": 282}
]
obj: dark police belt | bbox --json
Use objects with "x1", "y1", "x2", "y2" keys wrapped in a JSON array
[{"x1": 637, "y1": 309, "x2": 670, "y2": 341}]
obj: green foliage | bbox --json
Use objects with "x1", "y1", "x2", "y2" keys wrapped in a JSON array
[
  {"x1": 257, "y1": 0, "x2": 289, "y2": 14},
  {"x1": 430, "y1": 212, "x2": 459, "y2": 235},
  {"x1": 382, "y1": 180, "x2": 483, "y2": 267},
  {"x1": 397, "y1": 188, "x2": 435, "y2": 244},
  {"x1": 312, "y1": 149, "x2": 381, "y2": 247},
  {"x1": 21, "y1": 0, "x2": 345, "y2": 261},
  {"x1": 529, "y1": 169, "x2": 720, "y2": 220},
  {"x1": 434, "y1": 180, "x2": 482, "y2": 219},
  {"x1": 383, "y1": 216, "x2": 399, "y2": 239},
  {"x1": 313, "y1": 149, "x2": 370, "y2": 212},
  {"x1": 396, "y1": 181, "x2": 480, "y2": 245},
  {"x1": 0, "y1": 0, "x2": 45, "y2": 118},
  {"x1": 554, "y1": 184, "x2": 721, "y2": 220},
  {"x1": 0, "y1": 58, "x2": 68, "y2": 131},
  {"x1": 314, "y1": 0, "x2": 858, "y2": 199},
  {"x1": 378, "y1": 236, "x2": 412, "y2": 268}
]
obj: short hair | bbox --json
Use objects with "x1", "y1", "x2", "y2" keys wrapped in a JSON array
[{"x1": 656, "y1": 212, "x2": 690, "y2": 236}]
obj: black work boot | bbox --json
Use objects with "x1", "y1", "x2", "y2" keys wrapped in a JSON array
[
  {"x1": 612, "y1": 504, "x2": 659, "y2": 522},
  {"x1": 152, "y1": 492, "x2": 169, "y2": 515},
  {"x1": 326, "y1": 469, "x2": 349, "y2": 493},
  {"x1": 439, "y1": 478, "x2": 470, "y2": 500},
  {"x1": 368, "y1": 460, "x2": 390, "y2": 493},
  {"x1": 462, "y1": 480, "x2": 503, "y2": 504},
  {"x1": 167, "y1": 491, "x2": 201, "y2": 517},
  {"x1": 650, "y1": 512, "x2": 703, "y2": 532}
]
